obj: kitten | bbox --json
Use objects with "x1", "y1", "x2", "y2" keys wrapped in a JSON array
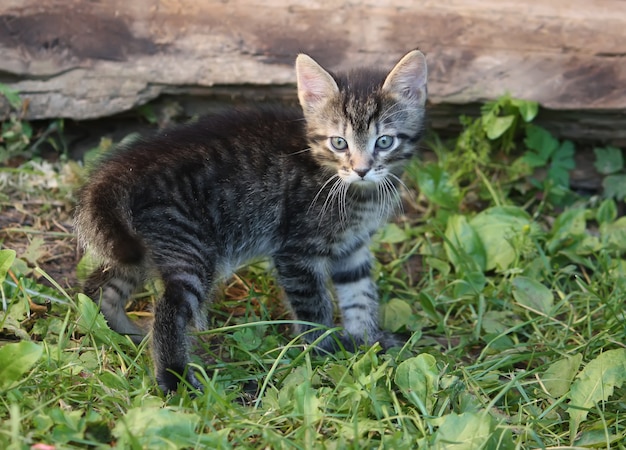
[{"x1": 74, "y1": 50, "x2": 428, "y2": 393}]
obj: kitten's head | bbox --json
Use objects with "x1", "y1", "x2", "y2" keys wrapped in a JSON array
[{"x1": 296, "y1": 50, "x2": 427, "y2": 186}]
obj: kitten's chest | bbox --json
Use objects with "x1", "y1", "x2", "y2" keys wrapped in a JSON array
[{"x1": 331, "y1": 198, "x2": 388, "y2": 251}]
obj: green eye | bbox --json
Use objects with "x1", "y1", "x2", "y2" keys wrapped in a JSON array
[
  {"x1": 329, "y1": 137, "x2": 348, "y2": 151},
  {"x1": 375, "y1": 135, "x2": 395, "y2": 150}
]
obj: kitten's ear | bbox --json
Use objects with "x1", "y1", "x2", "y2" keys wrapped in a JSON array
[
  {"x1": 382, "y1": 50, "x2": 428, "y2": 106},
  {"x1": 295, "y1": 54, "x2": 339, "y2": 113}
]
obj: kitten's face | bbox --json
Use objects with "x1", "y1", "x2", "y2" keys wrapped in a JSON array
[{"x1": 296, "y1": 51, "x2": 428, "y2": 187}]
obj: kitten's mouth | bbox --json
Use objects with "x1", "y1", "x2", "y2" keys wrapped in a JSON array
[{"x1": 349, "y1": 178, "x2": 378, "y2": 189}]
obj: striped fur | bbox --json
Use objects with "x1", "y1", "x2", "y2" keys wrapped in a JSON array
[{"x1": 74, "y1": 50, "x2": 428, "y2": 393}]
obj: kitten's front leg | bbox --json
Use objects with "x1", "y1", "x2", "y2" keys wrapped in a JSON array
[
  {"x1": 331, "y1": 244, "x2": 402, "y2": 350},
  {"x1": 273, "y1": 253, "x2": 340, "y2": 349}
]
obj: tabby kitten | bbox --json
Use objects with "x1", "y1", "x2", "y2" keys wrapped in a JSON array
[{"x1": 75, "y1": 50, "x2": 428, "y2": 393}]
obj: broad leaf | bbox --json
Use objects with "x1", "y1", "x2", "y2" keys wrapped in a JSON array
[
  {"x1": 431, "y1": 412, "x2": 513, "y2": 450},
  {"x1": 568, "y1": 349, "x2": 626, "y2": 444},
  {"x1": 0, "y1": 248, "x2": 16, "y2": 284},
  {"x1": 232, "y1": 328, "x2": 262, "y2": 351},
  {"x1": 546, "y1": 208, "x2": 587, "y2": 254},
  {"x1": 76, "y1": 293, "x2": 130, "y2": 346},
  {"x1": 524, "y1": 125, "x2": 558, "y2": 160},
  {"x1": 521, "y1": 151, "x2": 548, "y2": 168},
  {"x1": 470, "y1": 206, "x2": 534, "y2": 271},
  {"x1": 416, "y1": 163, "x2": 460, "y2": 209},
  {"x1": 552, "y1": 140, "x2": 576, "y2": 168},
  {"x1": 0, "y1": 341, "x2": 43, "y2": 389},
  {"x1": 512, "y1": 276, "x2": 553, "y2": 314},
  {"x1": 511, "y1": 98, "x2": 539, "y2": 122},
  {"x1": 600, "y1": 216, "x2": 626, "y2": 251},
  {"x1": 113, "y1": 406, "x2": 200, "y2": 448},
  {"x1": 381, "y1": 298, "x2": 413, "y2": 332},
  {"x1": 596, "y1": 199, "x2": 617, "y2": 225},
  {"x1": 377, "y1": 223, "x2": 408, "y2": 244},
  {"x1": 395, "y1": 354, "x2": 439, "y2": 414},
  {"x1": 541, "y1": 354, "x2": 583, "y2": 398},
  {"x1": 603, "y1": 174, "x2": 626, "y2": 201},
  {"x1": 0, "y1": 83, "x2": 22, "y2": 109},
  {"x1": 453, "y1": 271, "x2": 486, "y2": 298},
  {"x1": 593, "y1": 146, "x2": 624, "y2": 175},
  {"x1": 444, "y1": 215, "x2": 486, "y2": 273},
  {"x1": 483, "y1": 115, "x2": 515, "y2": 140}
]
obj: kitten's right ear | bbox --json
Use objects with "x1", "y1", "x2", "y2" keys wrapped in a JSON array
[{"x1": 295, "y1": 54, "x2": 339, "y2": 113}]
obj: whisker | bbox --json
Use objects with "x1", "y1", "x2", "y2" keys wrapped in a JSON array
[
  {"x1": 308, "y1": 174, "x2": 339, "y2": 214},
  {"x1": 389, "y1": 173, "x2": 411, "y2": 197},
  {"x1": 319, "y1": 177, "x2": 345, "y2": 227},
  {"x1": 284, "y1": 147, "x2": 313, "y2": 157}
]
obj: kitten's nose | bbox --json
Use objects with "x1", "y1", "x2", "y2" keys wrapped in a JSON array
[{"x1": 354, "y1": 168, "x2": 370, "y2": 178}]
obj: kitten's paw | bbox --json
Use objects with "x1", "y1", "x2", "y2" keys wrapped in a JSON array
[
  {"x1": 311, "y1": 332, "x2": 363, "y2": 355},
  {"x1": 157, "y1": 368, "x2": 203, "y2": 394},
  {"x1": 310, "y1": 330, "x2": 407, "y2": 355},
  {"x1": 376, "y1": 331, "x2": 408, "y2": 351}
]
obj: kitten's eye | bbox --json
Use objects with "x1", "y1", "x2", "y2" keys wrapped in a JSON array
[
  {"x1": 375, "y1": 135, "x2": 395, "y2": 150},
  {"x1": 329, "y1": 136, "x2": 348, "y2": 152}
]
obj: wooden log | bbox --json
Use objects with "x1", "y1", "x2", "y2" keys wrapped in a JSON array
[{"x1": 0, "y1": 0, "x2": 624, "y2": 141}]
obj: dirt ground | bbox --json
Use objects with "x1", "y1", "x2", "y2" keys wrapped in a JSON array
[{"x1": 0, "y1": 199, "x2": 79, "y2": 290}]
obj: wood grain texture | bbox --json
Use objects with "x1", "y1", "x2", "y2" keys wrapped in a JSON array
[{"x1": 0, "y1": 0, "x2": 624, "y2": 127}]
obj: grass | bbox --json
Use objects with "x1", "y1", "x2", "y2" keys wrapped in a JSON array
[{"x1": 1, "y1": 95, "x2": 626, "y2": 449}]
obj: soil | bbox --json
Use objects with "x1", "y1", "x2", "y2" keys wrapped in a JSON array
[{"x1": 0, "y1": 197, "x2": 79, "y2": 290}]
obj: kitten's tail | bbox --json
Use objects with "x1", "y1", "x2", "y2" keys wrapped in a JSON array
[{"x1": 74, "y1": 181, "x2": 145, "y2": 265}]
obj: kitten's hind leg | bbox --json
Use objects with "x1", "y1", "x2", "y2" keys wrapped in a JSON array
[
  {"x1": 151, "y1": 262, "x2": 212, "y2": 393},
  {"x1": 84, "y1": 265, "x2": 146, "y2": 344}
]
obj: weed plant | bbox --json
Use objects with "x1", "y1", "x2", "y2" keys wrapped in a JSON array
[{"x1": 1, "y1": 88, "x2": 625, "y2": 449}]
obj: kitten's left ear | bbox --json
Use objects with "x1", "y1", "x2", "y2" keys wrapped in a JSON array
[{"x1": 382, "y1": 50, "x2": 428, "y2": 106}]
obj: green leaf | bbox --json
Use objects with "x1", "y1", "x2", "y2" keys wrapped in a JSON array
[
  {"x1": 547, "y1": 165, "x2": 570, "y2": 188},
  {"x1": 596, "y1": 198, "x2": 617, "y2": 224},
  {"x1": 593, "y1": 146, "x2": 624, "y2": 175},
  {"x1": 0, "y1": 341, "x2": 43, "y2": 389},
  {"x1": 600, "y1": 216, "x2": 626, "y2": 250},
  {"x1": 552, "y1": 140, "x2": 576, "y2": 168},
  {"x1": 0, "y1": 248, "x2": 16, "y2": 284},
  {"x1": 432, "y1": 412, "x2": 499, "y2": 450},
  {"x1": 416, "y1": 163, "x2": 460, "y2": 209},
  {"x1": 453, "y1": 271, "x2": 486, "y2": 298},
  {"x1": 381, "y1": 298, "x2": 413, "y2": 332},
  {"x1": 568, "y1": 349, "x2": 626, "y2": 444},
  {"x1": 444, "y1": 215, "x2": 487, "y2": 273},
  {"x1": 511, "y1": 98, "x2": 539, "y2": 122},
  {"x1": 483, "y1": 115, "x2": 515, "y2": 140},
  {"x1": 470, "y1": 206, "x2": 534, "y2": 271},
  {"x1": 512, "y1": 276, "x2": 553, "y2": 314},
  {"x1": 113, "y1": 407, "x2": 200, "y2": 448},
  {"x1": 294, "y1": 381, "x2": 322, "y2": 424},
  {"x1": 76, "y1": 293, "x2": 130, "y2": 346},
  {"x1": 524, "y1": 125, "x2": 559, "y2": 160},
  {"x1": 574, "y1": 429, "x2": 626, "y2": 447},
  {"x1": 546, "y1": 208, "x2": 587, "y2": 254},
  {"x1": 377, "y1": 223, "x2": 408, "y2": 244},
  {"x1": 520, "y1": 151, "x2": 548, "y2": 168},
  {"x1": 481, "y1": 311, "x2": 511, "y2": 334},
  {"x1": 541, "y1": 354, "x2": 583, "y2": 398},
  {"x1": 0, "y1": 83, "x2": 22, "y2": 109},
  {"x1": 232, "y1": 327, "x2": 262, "y2": 351},
  {"x1": 394, "y1": 354, "x2": 439, "y2": 414},
  {"x1": 603, "y1": 174, "x2": 626, "y2": 201}
]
